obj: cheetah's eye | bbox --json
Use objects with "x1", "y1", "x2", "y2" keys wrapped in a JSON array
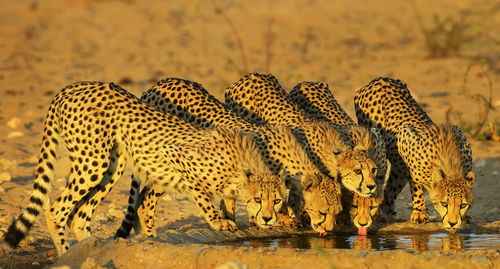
[
  {"x1": 352, "y1": 204, "x2": 358, "y2": 209},
  {"x1": 354, "y1": 169, "x2": 362, "y2": 175},
  {"x1": 441, "y1": 201, "x2": 448, "y2": 207},
  {"x1": 254, "y1": 197, "x2": 261, "y2": 203},
  {"x1": 460, "y1": 204, "x2": 468, "y2": 209},
  {"x1": 274, "y1": 199, "x2": 282, "y2": 205}
]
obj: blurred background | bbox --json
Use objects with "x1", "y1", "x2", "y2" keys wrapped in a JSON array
[{"x1": 0, "y1": 0, "x2": 498, "y2": 126}]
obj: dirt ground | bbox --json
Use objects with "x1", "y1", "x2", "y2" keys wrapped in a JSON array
[{"x1": 0, "y1": 0, "x2": 499, "y2": 268}]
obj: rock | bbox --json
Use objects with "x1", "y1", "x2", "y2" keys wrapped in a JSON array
[
  {"x1": 474, "y1": 157, "x2": 486, "y2": 168},
  {"x1": 0, "y1": 172, "x2": 11, "y2": 182},
  {"x1": 108, "y1": 208, "x2": 124, "y2": 219},
  {"x1": 7, "y1": 117, "x2": 21, "y2": 129},
  {"x1": 0, "y1": 186, "x2": 4, "y2": 195},
  {"x1": 7, "y1": 131, "x2": 24, "y2": 139},
  {"x1": 488, "y1": 207, "x2": 500, "y2": 216},
  {"x1": 81, "y1": 257, "x2": 104, "y2": 269},
  {"x1": 95, "y1": 214, "x2": 107, "y2": 222}
]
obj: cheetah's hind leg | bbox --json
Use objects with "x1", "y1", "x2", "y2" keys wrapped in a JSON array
[
  {"x1": 116, "y1": 179, "x2": 161, "y2": 238},
  {"x1": 68, "y1": 145, "x2": 127, "y2": 241}
]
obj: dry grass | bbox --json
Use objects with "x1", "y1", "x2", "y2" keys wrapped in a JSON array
[{"x1": 448, "y1": 61, "x2": 499, "y2": 141}]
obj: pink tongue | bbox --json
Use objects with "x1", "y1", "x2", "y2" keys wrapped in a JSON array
[
  {"x1": 358, "y1": 227, "x2": 368, "y2": 236},
  {"x1": 319, "y1": 232, "x2": 328, "y2": 238}
]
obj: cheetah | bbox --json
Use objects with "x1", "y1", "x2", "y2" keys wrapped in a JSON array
[
  {"x1": 4, "y1": 82, "x2": 287, "y2": 256},
  {"x1": 288, "y1": 81, "x2": 390, "y2": 230},
  {"x1": 224, "y1": 73, "x2": 378, "y2": 198},
  {"x1": 354, "y1": 77, "x2": 475, "y2": 232},
  {"x1": 114, "y1": 78, "x2": 342, "y2": 237}
]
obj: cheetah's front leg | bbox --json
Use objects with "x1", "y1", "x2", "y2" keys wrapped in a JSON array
[
  {"x1": 188, "y1": 182, "x2": 237, "y2": 231},
  {"x1": 220, "y1": 198, "x2": 236, "y2": 221},
  {"x1": 409, "y1": 180, "x2": 429, "y2": 224}
]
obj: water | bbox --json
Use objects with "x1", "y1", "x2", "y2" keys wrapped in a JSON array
[{"x1": 217, "y1": 233, "x2": 500, "y2": 251}]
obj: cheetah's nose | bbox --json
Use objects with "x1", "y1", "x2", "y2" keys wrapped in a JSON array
[
  {"x1": 367, "y1": 184, "x2": 376, "y2": 191},
  {"x1": 448, "y1": 221, "x2": 457, "y2": 227},
  {"x1": 262, "y1": 216, "x2": 272, "y2": 224},
  {"x1": 358, "y1": 221, "x2": 368, "y2": 227}
]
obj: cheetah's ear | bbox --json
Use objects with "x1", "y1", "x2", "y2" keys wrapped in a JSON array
[
  {"x1": 332, "y1": 147, "x2": 343, "y2": 155},
  {"x1": 465, "y1": 171, "x2": 475, "y2": 187},
  {"x1": 369, "y1": 128, "x2": 381, "y2": 138},
  {"x1": 431, "y1": 169, "x2": 445, "y2": 187},
  {"x1": 279, "y1": 169, "x2": 286, "y2": 180},
  {"x1": 244, "y1": 169, "x2": 253, "y2": 179},
  {"x1": 353, "y1": 145, "x2": 367, "y2": 152},
  {"x1": 314, "y1": 173, "x2": 323, "y2": 184},
  {"x1": 302, "y1": 173, "x2": 319, "y2": 191}
]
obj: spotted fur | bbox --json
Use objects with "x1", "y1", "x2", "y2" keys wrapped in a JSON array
[
  {"x1": 4, "y1": 82, "x2": 285, "y2": 256},
  {"x1": 288, "y1": 81, "x2": 390, "y2": 230},
  {"x1": 115, "y1": 78, "x2": 341, "y2": 237},
  {"x1": 354, "y1": 77, "x2": 475, "y2": 232},
  {"x1": 224, "y1": 73, "x2": 378, "y2": 198}
]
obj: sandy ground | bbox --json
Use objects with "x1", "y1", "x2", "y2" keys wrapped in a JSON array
[{"x1": 0, "y1": 0, "x2": 499, "y2": 268}]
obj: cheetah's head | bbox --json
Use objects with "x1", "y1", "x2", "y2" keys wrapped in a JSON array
[
  {"x1": 241, "y1": 170, "x2": 288, "y2": 228},
  {"x1": 429, "y1": 169, "x2": 476, "y2": 233},
  {"x1": 337, "y1": 147, "x2": 378, "y2": 198},
  {"x1": 350, "y1": 194, "x2": 382, "y2": 229},
  {"x1": 350, "y1": 159, "x2": 390, "y2": 230},
  {"x1": 301, "y1": 173, "x2": 342, "y2": 233}
]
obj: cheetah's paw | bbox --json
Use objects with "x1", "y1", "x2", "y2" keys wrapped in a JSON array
[
  {"x1": 410, "y1": 209, "x2": 429, "y2": 224},
  {"x1": 211, "y1": 219, "x2": 238, "y2": 232},
  {"x1": 278, "y1": 213, "x2": 299, "y2": 228}
]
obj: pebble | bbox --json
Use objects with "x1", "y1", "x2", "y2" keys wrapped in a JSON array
[
  {"x1": 0, "y1": 186, "x2": 5, "y2": 195},
  {"x1": 7, "y1": 117, "x2": 21, "y2": 129},
  {"x1": 0, "y1": 172, "x2": 11, "y2": 182},
  {"x1": 216, "y1": 261, "x2": 249, "y2": 269},
  {"x1": 0, "y1": 159, "x2": 17, "y2": 171},
  {"x1": 27, "y1": 155, "x2": 38, "y2": 163},
  {"x1": 0, "y1": 215, "x2": 10, "y2": 223},
  {"x1": 7, "y1": 131, "x2": 24, "y2": 139}
]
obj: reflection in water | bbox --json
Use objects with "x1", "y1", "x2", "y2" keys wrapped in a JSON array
[
  {"x1": 218, "y1": 233, "x2": 500, "y2": 251},
  {"x1": 410, "y1": 234, "x2": 431, "y2": 251},
  {"x1": 441, "y1": 234, "x2": 464, "y2": 251}
]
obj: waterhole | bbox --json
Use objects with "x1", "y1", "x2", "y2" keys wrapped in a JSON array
[{"x1": 216, "y1": 233, "x2": 500, "y2": 251}]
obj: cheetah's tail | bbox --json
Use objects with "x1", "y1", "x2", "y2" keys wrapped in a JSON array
[{"x1": 4, "y1": 120, "x2": 58, "y2": 249}]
